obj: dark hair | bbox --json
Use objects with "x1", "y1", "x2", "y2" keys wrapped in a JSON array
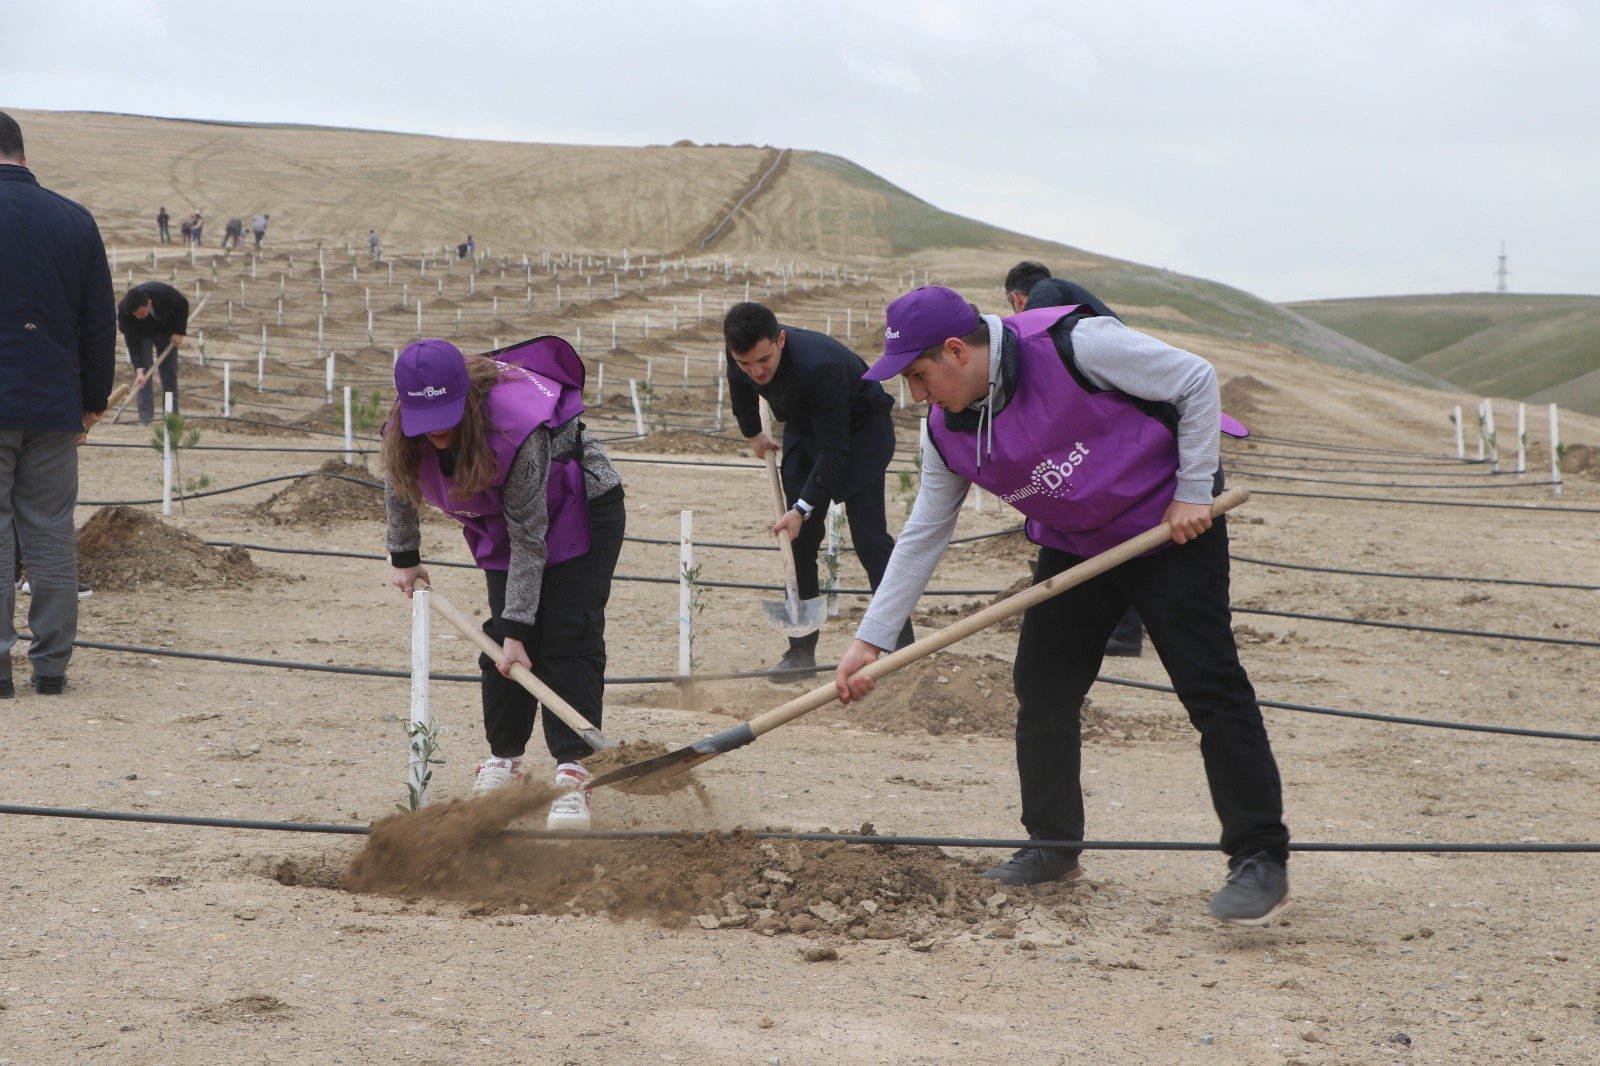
[
  {"x1": 117, "y1": 287, "x2": 153, "y2": 317},
  {"x1": 1003, "y1": 260, "x2": 1052, "y2": 296},
  {"x1": 0, "y1": 110, "x2": 23, "y2": 162},
  {"x1": 722, "y1": 302, "x2": 780, "y2": 355},
  {"x1": 920, "y1": 302, "x2": 989, "y2": 360}
]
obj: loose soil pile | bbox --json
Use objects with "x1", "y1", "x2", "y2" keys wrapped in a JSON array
[
  {"x1": 77, "y1": 506, "x2": 268, "y2": 591},
  {"x1": 1220, "y1": 373, "x2": 1277, "y2": 418},
  {"x1": 253, "y1": 459, "x2": 385, "y2": 527},
  {"x1": 1560, "y1": 442, "x2": 1599, "y2": 478},
  {"x1": 815, "y1": 649, "x2": 1191, "y2": 744},
  {"x1": 341, "y1": 784, "x2": 1084, "y2": 943}
]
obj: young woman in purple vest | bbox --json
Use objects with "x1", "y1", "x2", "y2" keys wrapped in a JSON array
[
  {"x1": 383, "y1": 338, "x2": 624, "y2": 830},
  {"x1": 834, "y1": 287, "x2": 1290, "y2": 926}
]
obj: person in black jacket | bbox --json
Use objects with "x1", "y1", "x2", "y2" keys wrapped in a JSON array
[
  {"x1": 0, "y1": 110, "x2": 116, "y2": 695},
  {"x1": 118, "y1": 280, "x2": 190, "y2": 424},
  {"x1": 1003, "y1": 261, "x2": 1143, "y2": 658},
  {"x1": 724, "y1": 302, "x2": 914, "y2": 674}
]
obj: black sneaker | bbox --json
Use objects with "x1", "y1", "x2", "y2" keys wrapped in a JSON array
[
  {"x1": 1104, "y1": 637, "x2": 1143, "y2": 658},
  {"x1": 32, "y1": 675, "x2": 65, "y2": 695},
  {"x1": 1207, "y1": 852, "x2": 1289, "y2": 925},
  {"x1": 981, "y1": 847, "x2": 1083, "y2": 886},
  {"x1": 766, "y1": 647, "x2": 817, "y2": 681}
]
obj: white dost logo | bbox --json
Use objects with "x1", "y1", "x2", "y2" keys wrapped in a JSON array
[
  {"x1": 884, "y1": 327, "x2": 900, "y2": 340},
  {"x1": 998, "y1": 442, "x2": 1091, "y2": 505},
  {"x1": 406, "y1": 385, "x2": 450, "y2": 399}
]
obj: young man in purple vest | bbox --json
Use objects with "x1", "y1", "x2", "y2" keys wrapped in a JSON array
[
  {"x1": 834, "y1": 286, "x2": 1290, "y2": 925},
  {"x1": 1003, "y1": 261, "x2": 1143, "y2": 658}
]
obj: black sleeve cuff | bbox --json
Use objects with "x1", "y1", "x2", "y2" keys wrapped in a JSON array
[
  {"x1": 389, "y1": 550, "x2": 422, "y2": 568},
  {"x1": 499, "y1": 617, "x2": 536, "y2": 643}
]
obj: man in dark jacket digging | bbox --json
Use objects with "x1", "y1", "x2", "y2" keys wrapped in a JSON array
[
  {"x1": 117, "y1": 280, "x2": 189, "y2": 424},
  {"x1": 0, "y1": 110, "x2": 116, "y2": 695},
  {"x1": 724, "y1": 302, "x2": 914, "y2": 675}
]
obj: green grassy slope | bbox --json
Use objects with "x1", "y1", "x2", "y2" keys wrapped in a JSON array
[{"x1": 1289, "y1": 294, "x2": 1600, "y2": 414}]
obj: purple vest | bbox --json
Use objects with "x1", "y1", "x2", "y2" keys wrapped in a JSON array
[
  {"x1": 415, "y1": 337, "x2": 591, "y2": 570},
  {"x1": 929, "y1": 307, "x2": 1179, "y2": 557}
]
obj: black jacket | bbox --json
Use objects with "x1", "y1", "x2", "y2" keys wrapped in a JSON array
[
  {"x1": 1025, "y1": 277, "x2": 1122, "y2": 321},
  {"x1": 0, "y1": 165, "x2": 116, "y2": 430},
  {"x1": 727, "y1": 325, "x2": 896, "y2": 506},
  {"x1": 118, "y1": 281, "x2": 191, "y2": 343}
]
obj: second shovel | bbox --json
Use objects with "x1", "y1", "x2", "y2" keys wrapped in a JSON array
[{"x1": 759, "y1": 447, "x2": 825, "y2": 638}]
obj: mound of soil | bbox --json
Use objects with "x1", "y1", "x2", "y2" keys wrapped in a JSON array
[
  {"x1": 340, "y1": 784, "x2": 1084, "y2": 943},
  {"x1": 1560, "y1": 442, "x2": 1598, "y2": 479},
  {"x1": 77, "y1": 506, "x2": 268, "y2": 591},
  {"x1": 814, "y1": 648, "x2": 1190, "y2": 744},
  {"x1": 1220, "y1": 374, "x2": 1276, "y2": 418},
  {"x1": 253, "y1": 459, "x2": 385, "y2": 527},
  {"x1": 200, "y1": 411, "x2": 300, "y2": 437},
  {"x1": 607, "y1": 430, "x2": 749, "y2": 456}
]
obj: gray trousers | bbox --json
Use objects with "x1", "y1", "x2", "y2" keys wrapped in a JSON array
[{"x1": 0, "y1": 431, "x2": 79, "y2": 678}]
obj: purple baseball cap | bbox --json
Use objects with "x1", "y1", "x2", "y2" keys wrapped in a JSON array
[
  {"x1": 864, "y1": 286, "x2": 980, "y2": 381},
  {"x1": 395, "y1": 339, "x2": 470, "y2": 436}
]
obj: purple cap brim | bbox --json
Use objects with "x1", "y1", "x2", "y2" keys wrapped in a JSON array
[
  {"x1": 399, "y1": 395, "x2": 467, "y2": 437},
  {"x1": 862, "y1": 351, "x2": 919, "y2": 382},
  {"x1": 1220, "y1": 412, "x2": 1250, "y2": 439}
]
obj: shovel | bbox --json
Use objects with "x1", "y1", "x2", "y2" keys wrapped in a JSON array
[
  {"x1": 588, "y1": 487, "x2": 1249, "y2": 790},
  {"x1": 757, "y1": 401, "x2": 824, "y2": 638},
  {"x1": 426, "y1": 586, "x2": 616, "y2": 751}
]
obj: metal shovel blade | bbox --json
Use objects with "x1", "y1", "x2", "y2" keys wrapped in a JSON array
[{"x1": 761, "y1": 594, "x2": 826, "y2": 637}]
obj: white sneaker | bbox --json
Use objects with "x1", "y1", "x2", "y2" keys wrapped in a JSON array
[
  {"x1": 546, "y1": 765, "x2": 592, "y2": 831},
  {"x1": 470, "y1": 755, "x2": 523, "y2": 797}
]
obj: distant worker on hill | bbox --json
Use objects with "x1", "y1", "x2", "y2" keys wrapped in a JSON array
[
  {"x1": 156, "y1": 206, "x2": 170, "y2": 244},
  {"x1": 457, "y1": 235, "x2": 475, "y2": 260},
  {"x1": 723, "y1": 301, "x2": 914, "y2": 675},
  {"x1": 251, "y1": 213, "x2": 268, "y2": 251},
  {"x1": 368, "y1": 228, "x2": 381, "y2": 261},
  {"x1": 1002, "y1": 260, "x2": 1141, "y2": 658},
  {"x1": 0, "y1": 110, "x2": 116, "y2": 694},
  {"x1": 188, "y1": 211, "x2": 203, "y2": 246},
  {"x1": 117, "y1": 280, "x2": 189, "y2": 424},
  {"x1": 179, "y1": 217, "x2": 193, "y2": 244},
  {"x1": 222, "y1": 217, "x2": 243, "y2": 251}
]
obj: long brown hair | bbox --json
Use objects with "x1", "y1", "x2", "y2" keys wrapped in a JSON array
[{"x1": 383, "y1": 356, "x2": 505, "y2": 507}]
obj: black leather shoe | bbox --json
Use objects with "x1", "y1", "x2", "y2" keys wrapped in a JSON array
[
  {"x1": 32, "y1": 675, "x2": 65, "y2": 695},
  {"x1": 766, "y1": 647, "x2": 817, "y2": 681},
  {"x1": 982, "y1": 847, "x2": 1083, "y2": 886}
]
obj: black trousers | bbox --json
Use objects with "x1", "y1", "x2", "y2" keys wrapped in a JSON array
[
  {"x1": 126, "y1": 333, "x2": 180, "y2": 424},
  {"x1": 782, "y1": 417, "x2": 914, "y2": 653},
  {"x1": 1012, "y1": 515, "x2": 1289, "y2": 865},
  {"x1": 479, "y1": 485, "x2": 625, "y2": 766}
]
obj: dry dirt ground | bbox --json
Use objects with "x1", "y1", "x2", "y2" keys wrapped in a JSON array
[{"x1": 3, "y1": 239, "x2": 1600, "y2": 1064}]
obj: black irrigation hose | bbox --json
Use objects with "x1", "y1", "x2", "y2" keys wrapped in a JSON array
[
  {"x1": 56, "y1": 635, "x2": 1598, "y2": 740},
  {"x1": 1228, "y1": 457, "x2": 1504, "y2": 477},
  {"x1": 1094, "y1": 675, "x2": 1600, "y2": 743},
  {"x1": 2, "y1": 805, "x2": 1595, "y2": 853},
  {"x1": 80, "y1": 471, "x2": 382, "y2": 507},
  {"x1": 1232, "y1": 606, "x2": 1599, "y2": 648},
  {"x1": 88, "y1": 441, "x2": 380, "y2": 456},
  {"x1": 1252, "y1": 489, "x2": 1598, "y2": 514},
  {"x1": 1232, "y1": 554, "x2": 1600, "y2": 592},
  {"x1": 1247, "y1": 434, "x2": 1449, "y2": 460},
  {"x1": 1225, "y1": 449, "x2": 1489, "y2": 469},
  {"x1": 1232, "y1": 470, "x2": 1561, "y2": 490}
]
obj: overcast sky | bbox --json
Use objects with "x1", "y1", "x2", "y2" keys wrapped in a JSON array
[{"x1": 6, "y1": 0, "x2": 1598, "y2": 303}]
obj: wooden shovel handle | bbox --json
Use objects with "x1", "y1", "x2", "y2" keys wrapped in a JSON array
[
  {"x1": 427, "y1": 587, "x2": 607, "y2": 740},
  {"x1": 743, "y1": 487, "x2": 1250, "y2": 741}
]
